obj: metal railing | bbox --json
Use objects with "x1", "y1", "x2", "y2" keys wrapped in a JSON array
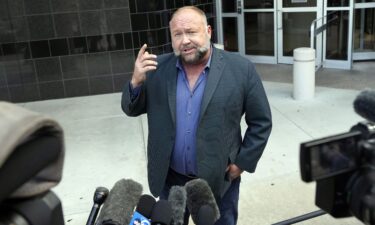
[{"x1": 310, "y1": 12, "x2": 339, "y2": 70}]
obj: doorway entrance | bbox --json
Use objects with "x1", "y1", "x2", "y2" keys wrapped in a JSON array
[
  {"x1": 353, "y1": 1, "x2": 375, "y2": 61},
  {"x1": 217, "y1": 0, "x2": 322, "y2": 65},
  {"x1": 217, "y1": 0, "x2": 374, "y2": 69}
]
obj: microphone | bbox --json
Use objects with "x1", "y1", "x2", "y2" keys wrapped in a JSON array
[
  {"x1": 95, "y1": 179, "x2": 143, "y2": 225},
  {"x1": 196, "y1": 204, "x2": 216, "y2": 225},
  {"x1": 167, "y1": 186, "x2": 186, "y2": 225},
  {"x1": 150, "y1": 199, "x2": 172, "y2": 225},
  {"x1": 354, "y1": 89, "x2": 375, "y2": 122},
  {"x1": 184, "y1": 179, "x2": 220, "y2": 224},
  {"x1": 86, "y1": 187, "x2": 109, "y2": 225},
  {"x1": 129, "y1": 194, "x2": 156, "y2": 225}
]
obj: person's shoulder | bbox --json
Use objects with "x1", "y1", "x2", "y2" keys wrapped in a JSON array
[
  {"x1": 215, "y1": 48, "x2": 250, "y2": 62},
  {"x1": 216, "y1": 49, "x2": 253, "y2": 67}
]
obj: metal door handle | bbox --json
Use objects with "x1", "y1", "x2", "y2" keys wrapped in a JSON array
[{"x1": 278, "y1": 10, "x2": 283, "y2": 30}]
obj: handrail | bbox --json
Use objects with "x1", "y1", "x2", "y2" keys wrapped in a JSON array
[
  {"x1": 310, "y1": 11, "x2": 338, "y2": 49},
  {"x1": 310, "y1": 12, "x2": 339, "y2": 70}
]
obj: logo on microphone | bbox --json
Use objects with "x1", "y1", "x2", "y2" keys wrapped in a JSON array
[{"x1": 130, "y1": 211, "x2": 151, "y2": 225}]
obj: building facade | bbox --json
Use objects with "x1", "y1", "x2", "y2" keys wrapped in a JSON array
[
  {"x1": 217, "y1": 0, "x2": 375, "y2": 69},
  {"x1": 0, "y1": 0, "x2": 374, "y2": 102},
  {"x1": 0, "y1": 0, "x2": 216, "y2": 102}
]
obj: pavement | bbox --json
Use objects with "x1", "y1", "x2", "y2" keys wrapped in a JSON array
[{"x1": 17, "y1": 62, "x2": 375, "y2": 225}]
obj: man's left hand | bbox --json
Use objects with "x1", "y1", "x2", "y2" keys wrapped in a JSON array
[{"x1": 226, "y1": 164, "x2": 243, "y2": 181}]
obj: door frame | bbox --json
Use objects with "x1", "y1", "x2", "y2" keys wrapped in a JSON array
[
  {"x1": 216, "y1": 0, "x2": 245, "y2": 53},
  {"x1": 353, "y1": 2, "x2": 375, "y2": 61},
  {"x1": 322, "y1": 2, "x2": 354, "y2": 70},
  {"x1": 276, "y1": 0, "x2": 323, "y2": 64},
  {"x1": 216, "y1": 1, "x2": 323, "y2": 65},
  {"x1": 216, "y1": 0, "x2": 277, "y2": 64},
  {"x1": 242, "y1": 1, "x2": 277, "y2": 64}
]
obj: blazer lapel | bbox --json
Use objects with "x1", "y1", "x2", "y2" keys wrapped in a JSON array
[
  {"x1": 167, "y1": 58, "x2": 178, "y2": 125},
  {"x1": 199, "y1": 48, "x2": 226, "y2": 124}
]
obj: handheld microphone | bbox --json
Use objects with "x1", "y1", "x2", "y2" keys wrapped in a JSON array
[
  {"x1": 353, "y1": 89, "x2": 375, "y2": 122},
  {"x1": 129, "y1": 194, "x2": 156, "y2": 225},
  {"x1": 184, "y1": 179, "x2": 220, "y2": 224},
  {"x1": 86, "y1": 187, "x2": 109, "y2": 225},
  {"x1": 196, "y1": 204, "x2": 216, "y2": 225},
  {"x1": 95, "y1": 179, "x2": 143, "y2": 225},
  {"x1": 167, "y1": 186, "x2": 186, "y2": 225},
  {"x1": 150, "y1": 199, "x2": 172, "y2": 225}
]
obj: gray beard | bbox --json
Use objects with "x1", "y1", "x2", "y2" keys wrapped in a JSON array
[{"x1": 174, "y1": 46, "x2": 209, "y2": 64}]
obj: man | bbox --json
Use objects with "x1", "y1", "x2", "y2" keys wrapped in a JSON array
[{"x1": 122, "y1": 6, "x2": 272, "y2": 225}]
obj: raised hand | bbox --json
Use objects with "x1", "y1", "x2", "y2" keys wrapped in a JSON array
[{"x1": 131, "y1": 44, "x2": 158, "y2": 87}]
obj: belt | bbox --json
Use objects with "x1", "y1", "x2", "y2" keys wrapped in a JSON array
[{"x1": 167, "y1": 168, "x2": 197, "y2": 186}]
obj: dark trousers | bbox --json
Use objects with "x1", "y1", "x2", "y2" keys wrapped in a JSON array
[{"x1": 160, "y1": 169, "x2": 240, "y2": 225}]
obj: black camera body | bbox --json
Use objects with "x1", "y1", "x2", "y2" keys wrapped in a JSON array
[{"x1": 300, "y1": 121, "x2": 375, "y2": 224}]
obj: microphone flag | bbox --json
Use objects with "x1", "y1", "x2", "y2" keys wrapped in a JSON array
[{"x1": 129, "y1": 211, "x2": 151, "y2": 225}]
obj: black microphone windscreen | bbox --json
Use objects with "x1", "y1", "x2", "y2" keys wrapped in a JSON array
[
  {"x1": 136, "y1": 194, "x2": 156, "y2": 219},
  {"x1": 150, "y1": 199, "x2": 172, "y2": 225},
  {"x1": 167, "y1": 186, "x2": 186, "y2": 225},
  {"x1": 196, "y1": 204, "x2": 216, "y2": 225},
  {"x1": 354, "y1": 89, "x2": 375, "y2": 122},
  {"x1": 95, "y1": 179, "x2": 143, "y2": 225},
  {"x1": 184, "y1": 179, "x2": 220, "y2": 224},
  {"x1": 94, "y1": 187, "x2": 109, "y2": 205}
]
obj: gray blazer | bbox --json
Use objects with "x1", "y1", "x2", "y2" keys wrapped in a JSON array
[{"x1": 121, "y1": 47, "x2": 272, "y2": 199}]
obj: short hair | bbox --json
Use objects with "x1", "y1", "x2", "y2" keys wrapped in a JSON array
[{"x1": 170, "y1": 6, "x2": 208, "y2": 26}]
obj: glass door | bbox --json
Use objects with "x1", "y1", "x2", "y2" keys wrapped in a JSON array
[
  {"x1": 353, "y1": 1, "x2": 375, "y2": 61},
  {"x1": 218, "y1": 0, "x2": 242, "y2": 53},
  {"x1": 243, "y1": 0, "x2": 277, "y2": 64},
  {"x1": 323, "y1": 0, "x2": 353, "y2": 69},
  {"x1": 277, "y1": 0, "x2": 322, "y2": 64},
  {"x1": 217, "y1": 0, "x2": 322, "y2": 65}
]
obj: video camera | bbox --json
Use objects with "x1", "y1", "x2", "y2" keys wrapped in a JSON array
[{"x1": 300, "y1": 90, "x2": 375, "y2": 225}]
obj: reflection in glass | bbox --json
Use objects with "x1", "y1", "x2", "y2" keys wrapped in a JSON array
[
  {"x1": 327, "y1": 0, "x2": 349, "y2": 7},
  {"x1": 354, "y1": 8, "x2": 375, "y2": 53},
  {"x1": 244, "y1": 0, "x2": 273, "y2": 9},
  {"x1": 222, "y1": 0, "x2": 236, "y2": 13},
  {"x1": 282, "y1": 0, "x2": 316, "y2": 8},
  {"x1": 222, "y1": 17, "x2": 238, "y2": 52},
  {"x1": 326, "y1": 11, "x2": 349, "y2": 60},
  {"x1": 282, "y1": 12, "x2": 316, "y2": 56},
  {"x1": 245, "y1": 12, "x2": 274, "y2": 55}
]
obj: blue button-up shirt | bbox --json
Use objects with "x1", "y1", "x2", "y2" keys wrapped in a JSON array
[
  {"x1": 129, "y1": 53, "x2": 212, "y2": 176},
  {"x1": 170, "y1": 56, "x2": 211, "y2": 176}
]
